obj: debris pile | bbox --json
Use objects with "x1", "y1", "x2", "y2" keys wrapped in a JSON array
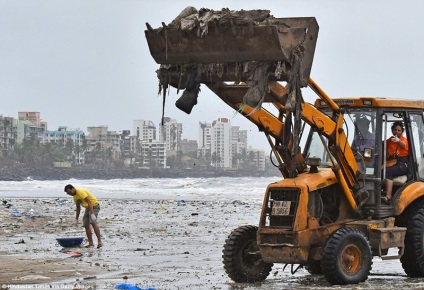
[{"x1": 146, "y1": 7, "x2": 318, "y2": 116}]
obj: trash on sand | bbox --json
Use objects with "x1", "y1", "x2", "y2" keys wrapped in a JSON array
[
  {"x1": 64, "y1": 251, "x2": 83, "y2": 257},
  {"x1": 115, "y1": 284, "x2": 141, "y2": 290},
  {"x1": 115, "y1": 284, "x2": 156, "y2": 290},
  {"x1": 14, "y1": 274, "x2": 50, "y2": 281}
]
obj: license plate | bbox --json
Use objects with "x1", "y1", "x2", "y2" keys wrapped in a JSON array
[{"x1": 271, "y1": 200, "x2": 291, "y2": 216}]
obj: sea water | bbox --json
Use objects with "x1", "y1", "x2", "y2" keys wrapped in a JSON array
[{"x1": 0, "y1": 176, "x2": 280, "y2": 201}]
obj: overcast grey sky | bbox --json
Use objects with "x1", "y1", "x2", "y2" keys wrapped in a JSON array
[{"x1": 1, "y1": 0, "x2": 424, "y2": 151}]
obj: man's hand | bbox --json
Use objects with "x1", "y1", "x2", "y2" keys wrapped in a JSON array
[
  {"x1": 391, "y1": 136, "x2": 400, "y2": 142},
  {"x1": 90, "y1": 214, "x2": 97, "y2": 223}
]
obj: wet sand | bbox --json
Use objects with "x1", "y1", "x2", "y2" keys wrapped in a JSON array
[{"x1": 0, "y1": 197, "x2": 423, "y2": 289}]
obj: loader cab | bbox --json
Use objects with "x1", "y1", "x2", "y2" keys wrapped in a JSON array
[
  {"x1": 303, "y1": 102, "x2": 424, "y2": 218},
  {"x1": 302, "y1": 109, "x2": 378, "y2": 172}
]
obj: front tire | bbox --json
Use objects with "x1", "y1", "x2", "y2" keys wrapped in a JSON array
[
  {"x1": 222, "y1": 225, "x2": 273, "y2": 283},
  {"x1": 321, "y1": 227, "x2": 372, "y2": 285}
]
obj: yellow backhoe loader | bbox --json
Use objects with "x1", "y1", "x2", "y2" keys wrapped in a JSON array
[{"x1": 145, "y1": 7, "x2": 424, "y2": 285}]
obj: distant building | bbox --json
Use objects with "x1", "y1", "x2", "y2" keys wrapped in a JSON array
[
  {"x1": 41, "y1": 126, "x2": 85, "y2": 164},
  {"x1": 120, "y1": 130, "x2": 140, "y2": 167},
  {"x1": 231, "y1": 126, "x2": 248, "y2": 167},
  {"x1": 18, "y1": 112, "x2": 48, "y2": 130},
  {"x1": 199, "y1": 119, "x2": 244, "y2": 169},
  {"x1": 198, "y1": 122, "x2": 212, "y2": 149},
  {"x1": 198, "y1": 122, "x2": 212, "y2": 159},
  {"x1": 159, "y1": 117, "x2": 182, "y2": 152},
  {"x1": 0, "y1": 116, "x2": 16, "y2": 156},
  {"x1": 15, "y1": 112, "x2": 46, "y2": 144},
  {"x1": 248, "y1": 147, "x2": 266, "y2": 171},
  {"x1": 181, "y1": 139, "x2": 198, "y2": 155},
  {"x1": 133, "y1": 120, "x2": 156, "y2": 141},
  {"x1": 15, "y1": 120, "x2": 35, "y2": 144},
  {"x1": 140, "y1": 140, "x2": 167, "y2": 168},
  {"x1": 85, "y1": 126, "x2": 121, "y2": 164},
  {"x1": 211, "y1": 118, "x2": 232, "y2": 168}
]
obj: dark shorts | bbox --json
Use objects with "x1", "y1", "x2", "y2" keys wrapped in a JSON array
[
  {"x1": 386, "y1": 162, "x2": 408, "y2": 180},
  {"x1": 83, "y1": 204, "x2": 100, "y2": 226}
]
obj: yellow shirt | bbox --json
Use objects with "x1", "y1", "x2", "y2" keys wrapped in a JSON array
[{"x1": 73, "y1": 188, "x2": 99, "y2": 208}]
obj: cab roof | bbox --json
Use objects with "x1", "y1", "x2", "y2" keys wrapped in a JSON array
[{"x1": 314, "y1": 97, "x2": 424, "y2": 110}]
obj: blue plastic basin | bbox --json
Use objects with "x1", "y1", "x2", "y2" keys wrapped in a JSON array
[{"x1": 56, "y1": 237, "x2": 84, "y2": 247}]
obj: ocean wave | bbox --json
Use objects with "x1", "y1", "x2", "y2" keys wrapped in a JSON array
[{"x1": 0, "y1": 176, "x2": 281, "y2": 202}]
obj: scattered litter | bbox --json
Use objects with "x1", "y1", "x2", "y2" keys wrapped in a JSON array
[
  {"x1": 14, "y1": 239, "x2": 25, "y2": 244},
  {"x1": 0, "y1": 196, "x2": 261, "y2": 288},
  {"x1": 64, "y1": 251, "x2": 83, "y2": 257},
  {"x1": 14, "y1": 274, "x2": 50, "y2": 280},
  {"x1": 115, "y1": 284, "x2": 156, "y2": 290}
]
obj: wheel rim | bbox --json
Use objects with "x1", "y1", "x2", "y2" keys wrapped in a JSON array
[
  {"x1": 340, "y1": 243, "x2": 361, "y2": 274},
  {"x1": 242, "y1": 240, "x2": 260, "y2": 266}
]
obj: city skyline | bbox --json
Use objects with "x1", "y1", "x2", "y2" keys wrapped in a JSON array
[
  {"x1": 4, "y1": 110, "x2": 264, "y2": 150},
  {"x1": 1, "y1": 111, "x2": 266, "y2": 171}
]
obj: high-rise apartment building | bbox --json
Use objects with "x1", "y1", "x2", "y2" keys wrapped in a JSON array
[
  {"x1": 140, "y1": 140, "x2": 167, "y2": 168},
  {"x1": 248, "y1": 147, "x2": 266, "y2": 171},
  {"x1": 211, "y1": 118, "x2": 232, "y2": 168},
  {"x1": 231, "y1": 126, "x2": 248, "y2": 168},
  {"x1": 198, "y1": 118, "x2": 265, "y2": 170},
  {"x1": 159, "y1": 117, "x2": 182, "y2": 152},
  {"x1": 198, "y1": 122, "x2": 212, "y2": 159},
  {"x1": 133, "y1": 120, "x2": 156, "y2": 141},
  {"x1": 231, "y1": 126, "x2": 247, "y2": 152},
  {"x1": 120, "y1": 130, "x2": 140, "y2": 167},
  {"x1": 0, "y1": 116, "x2": 16, "y2": 156},
  {"x1": 198, "y1": 122, "x2": 212, "y2": 149}
]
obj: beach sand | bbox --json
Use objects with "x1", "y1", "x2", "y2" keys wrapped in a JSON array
[
  {"x1": 0, "y1": 197, "x2": 263, "y2": 289},
  {"x1": 2, "y1": 197, "x2": 415, "y2": 290}
]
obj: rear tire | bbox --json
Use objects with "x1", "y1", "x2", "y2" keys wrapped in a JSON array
[
  {"x1": 400, "y1": 208, "x2": 424, "y2": 277},
  {"x1": 321, "y1": 227, "x2": 372, "y2": 285},
  {"x1": 222, "y1": 225, "x2": 273, "y2": 283}
]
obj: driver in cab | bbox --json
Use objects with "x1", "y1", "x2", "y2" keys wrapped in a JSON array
[{"x1": 352, "y1": 116, "x2": 375, "y2": 152}]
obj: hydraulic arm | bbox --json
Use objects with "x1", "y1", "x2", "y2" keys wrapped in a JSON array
[
  {"x1": 145, "y1": 8, "x2": 360, "y2": 212},
  {"x1": 206, "y1": 80, "x2": 360, "y2": 211}
]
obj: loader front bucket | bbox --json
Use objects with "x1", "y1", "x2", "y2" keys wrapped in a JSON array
[{"x1": 145, "y1": 8, "x2": 319, "y2": 87}]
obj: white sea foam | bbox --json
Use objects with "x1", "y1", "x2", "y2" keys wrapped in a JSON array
[{"x1": 0, "y1": 176, "x2": 281, "y2": 202}]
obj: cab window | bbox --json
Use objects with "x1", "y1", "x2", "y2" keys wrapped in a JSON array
[{"x1": 410, "y1": 113, "x2": 424, "y2": 179}]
